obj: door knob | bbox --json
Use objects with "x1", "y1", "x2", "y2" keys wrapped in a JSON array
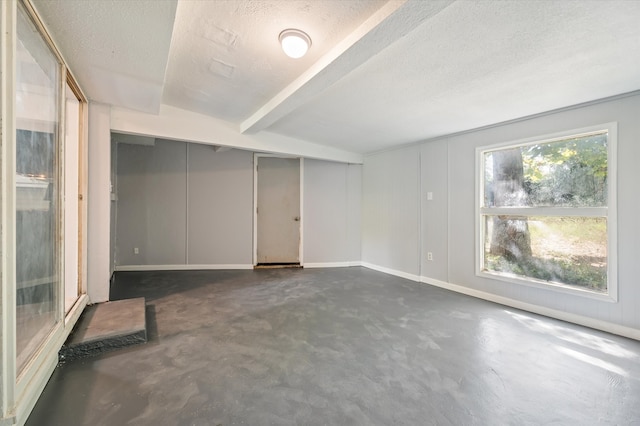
[{"x1": 294, "y1": 216, "x2": 300, "y2": 221}]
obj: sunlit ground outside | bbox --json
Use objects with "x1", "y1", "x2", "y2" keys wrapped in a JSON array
[{"x1": 485, "y1": 216, "x2": 607, "y2": 292}]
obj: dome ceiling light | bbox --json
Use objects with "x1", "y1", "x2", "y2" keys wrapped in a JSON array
[{"x1": 279, "y1": 29, "x2": 311, "y2": 59}]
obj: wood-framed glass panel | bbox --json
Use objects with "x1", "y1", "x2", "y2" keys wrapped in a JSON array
[
  {"x1": 476, "y1": 124, "x2": 617, "y2": 301},
  {"x1": 15, "y1": 0, "x2": 62, "y2": 374}
]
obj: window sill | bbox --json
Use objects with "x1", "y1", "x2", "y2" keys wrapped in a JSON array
[{"x1": 477, "y1": 270, "x2": 617, "y2": 303}]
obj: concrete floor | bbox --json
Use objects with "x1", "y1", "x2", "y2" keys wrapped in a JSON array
[
  {"x1": 27, "y1": 267, "x2": 640, "y2": 425},
  {"x1": 59, "y1": 297, "x2": 147, "y2": 362}
]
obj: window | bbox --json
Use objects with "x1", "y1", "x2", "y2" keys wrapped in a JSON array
[
  {"x1": 15, "y1": 0, "x2": 62, "y2": 373},
  {"x1": 477, "y1": 124, "x2": 616, "y2": 300}
]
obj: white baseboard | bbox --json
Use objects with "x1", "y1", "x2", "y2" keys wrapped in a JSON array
[
  {"x1": 358, "y1": 261, "x2": 640, "y2": 341},
  {"x1": 361, "y1": 262, "x2": 421, "y2": 282},
  {"x1": 304, "y1": 261, "x2": 361, "y2": 268},
  {"x1": 420, "y1": 276, "x2": 640, "y2": 341},
  {"x1": 115, "y1": 264, "x2": 254, "y2": 272},
  {"x1": 117, "y1": 263, "x2": 365, "y2": 271},
  {"x1": 16, "y1": 350, "x2": 57, "y2": 426}
]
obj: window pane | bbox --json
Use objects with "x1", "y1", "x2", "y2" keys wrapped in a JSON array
[
  {"x1": 16, "y1": 3, "x2": 61, "y2": 373},
  {"x1": 484, "y1": 132, "x2": 608, "y2": 208},
  {"x1": 483, "y1": 216, "x2": 607, "y2": 293}
]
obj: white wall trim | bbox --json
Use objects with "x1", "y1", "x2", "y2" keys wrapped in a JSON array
[
  {"x1": 87, "y1": 102, "x2": 111, "y2": 303},
  {"x1": 14, "y1": 290, "x2": 85, "y2": 426},
  {"x1": 115, "y1": 264, "x2": 254, "y2": 272},
  {"x1": 420, "y1": 276, "x2": 640, "y2": 342},
  {"x1": 253, "y1": 154, "x2": 304, "y2": 266},
  {"x1": 304, "y1": 262, "x2": 361, "y2": 268},
  {"x1": 474, "y1": 122, "x2": 618, "y2": 302},
  {"x1": 118, "y1": 262, "x2": 362, "y2": 271},
  {"x1": 111, "y1": 104, "x2": 363, "y2": 164},
  {"x1": 0, "y1": 0, "x2": 18, "y2": 418},
  {"x1": 15, "y1": 349, "x2": 57, "y2": 426},
  {"x1": 361, "y1": 262, "x2": 421, "y2": 282}
]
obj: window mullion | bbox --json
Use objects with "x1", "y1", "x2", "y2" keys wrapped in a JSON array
[{"x1": 481, "y1": 207, "x2": 607, "y2": 217}]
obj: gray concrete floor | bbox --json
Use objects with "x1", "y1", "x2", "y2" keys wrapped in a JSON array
[{"x1": 27, "y1": 267, "x2": 640, "y2": 425}]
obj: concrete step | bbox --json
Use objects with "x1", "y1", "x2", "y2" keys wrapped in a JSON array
[{"x1": 59, "y1": 297, "x2": 147, "y2": 362}]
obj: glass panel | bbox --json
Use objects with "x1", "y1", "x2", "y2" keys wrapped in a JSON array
[
  {"x1": 484, "y1": 132, "x2": 608, "y2": 208},
  {"x1": 483, "y1": 215, "x2": 607, "y2": 293},
  {"x1": 15, "y1": 3, "x2": 61, "y2": 373}
]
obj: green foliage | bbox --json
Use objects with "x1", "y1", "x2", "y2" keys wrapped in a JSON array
[
  {"x1": 486, "y1": 254, "x2": 606, "y2": 292},
  {"x1": 485, "y1": 217, "x2": 607, "y2": 292},
  {"x1": 528, "y1": 216, "x2": 606, "y2": 246},
  {"x1": 482, "y1": 132, "x2": 609, "y2": 292},
  {"x1": 520, "y1": 132, "x2": 608, "y2": 207}
]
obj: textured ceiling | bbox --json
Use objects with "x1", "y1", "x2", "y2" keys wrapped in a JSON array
[
  {"x1": 32, "y1": 0, "x2": 640, "y2": 156},
  {"x1": 266, "y1": 0, "x2": 640, "y2": 153},
  {"x1": 162, "y1": 0, "x2": 387, "y2": 122},
  {"x1": 32, "y1": 0, "x2": 178, "y2": 114}
]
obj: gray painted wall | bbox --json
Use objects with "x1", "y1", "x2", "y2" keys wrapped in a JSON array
[
  {"x1": 115, "y1": 141, "x2": 360, "y2": 267},
  {"x1": 362, "y1": 93, "x2": 640, "y2": 331},
  {"x1": 116, "y1": 140, "x2": 187, "y2": 265},
  {"x1": 187, "y1": 145, "x2": 253, "y2": 265},
  {"x1": 304, "y1": 159, "x2": 362, "y2": 264},
  {"x1": 362, "y1": 145, "x2": 421, "y2": 275},
  {"x1": 420, "y1": 140, "x2": 448, "y2": 282}
]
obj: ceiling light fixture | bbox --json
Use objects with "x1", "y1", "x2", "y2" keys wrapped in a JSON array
[{"x1": 279, "y1": 29, "x2": 311, "y2": 59}]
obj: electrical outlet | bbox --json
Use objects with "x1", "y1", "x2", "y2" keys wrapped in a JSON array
[
  {"x1": 134, "y1": 247, "x2": 139, "y2": 255},
  {"x1": 427, "y1": 252, "x2": 433, "y2": 261},
  {"x1": 427, "y1": 192, "x2": 433, "y2": 201}
]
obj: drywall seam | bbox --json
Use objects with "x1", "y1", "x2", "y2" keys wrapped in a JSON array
[
  {"x1": 299, "y1": 158, "x2": 304, "y2": 265},
  {"x1": 417, "y1": 148, "x2": 423, "y2": 277}
]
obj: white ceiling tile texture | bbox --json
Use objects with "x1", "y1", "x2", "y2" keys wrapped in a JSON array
[
  {"x1": 162, "y1": 0, "x2": 387, "y2": 123},
  {"x1": 32, "y1": 0, "x2": 640, "y2": 155},
  {"x1": 266, "y1": 0, "x2": 640, "y2": 153},
  {"x1": 32, "y1": 0, "x2": 178, "y2": 113}
]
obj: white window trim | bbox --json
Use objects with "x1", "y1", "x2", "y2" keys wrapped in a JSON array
[{"x1": 475, "y1": 122, "x2": 618, "y2": 302}]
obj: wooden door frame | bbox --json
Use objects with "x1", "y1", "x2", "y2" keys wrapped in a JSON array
[
  {"x1": 253, "y1": 154, "x2": 304, "y2": 266},
  {"x1": 65, "y1": 74, "x2": 88, "y2": 312}
]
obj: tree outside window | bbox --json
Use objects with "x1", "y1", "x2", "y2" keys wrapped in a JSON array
[{"x1": 478, "y1": 127, "x2": 613, "y2": 296}]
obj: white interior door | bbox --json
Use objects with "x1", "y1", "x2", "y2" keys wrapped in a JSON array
[{"x1": 256, "y1": 157, "x2": 301, "y2": 264}]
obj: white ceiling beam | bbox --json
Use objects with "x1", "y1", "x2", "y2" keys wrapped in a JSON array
[
  {"x1": 111, "y1": 133, "x2": 156, "y2": 146},
  {"x1": 240, "y1": 0, "x2": 455, "y2": 134},
  {"x1": 111, "y1": 104, "x2": 363, "y2": 164}
]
